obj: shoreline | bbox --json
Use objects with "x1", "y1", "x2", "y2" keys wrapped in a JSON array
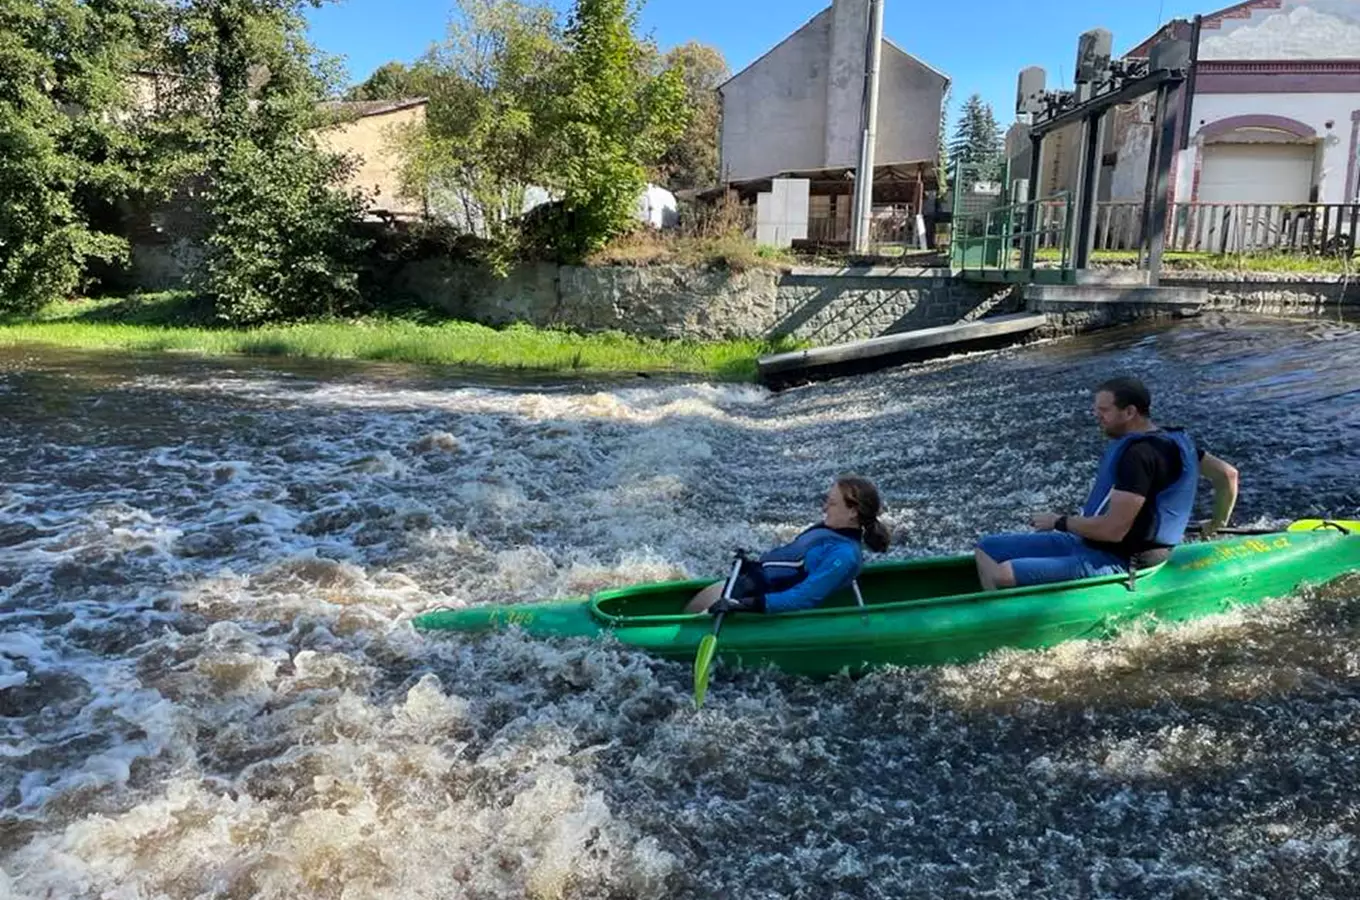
[{"x1": 0, "y1": 296, "x2": 797, "y2": 383}]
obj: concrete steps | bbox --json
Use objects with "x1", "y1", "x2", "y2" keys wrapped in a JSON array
[{"x1": 757, "y1": 312, "x2": 1047, "y2": 389}]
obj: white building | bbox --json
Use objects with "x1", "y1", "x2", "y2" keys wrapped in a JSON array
[{"x1": 1108, "y1": 0, "x2": 1360, "y2": 206}]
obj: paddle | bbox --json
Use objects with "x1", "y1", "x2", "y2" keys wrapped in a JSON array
[
  {"x1": 693, "y1": 553, "x2": 746, "y2": 710},
  {"x1": 1189, "y1": 518, "x2": 1358, "y2": 537}
]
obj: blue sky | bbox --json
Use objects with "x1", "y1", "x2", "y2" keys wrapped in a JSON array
[{"x1": 304, "y1": 0, "x2": 1215, "y2": 128}]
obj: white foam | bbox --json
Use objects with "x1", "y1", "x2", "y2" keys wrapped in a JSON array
[{"x1": 2, "y1": 328, "x2": 1358, "y2": 898}]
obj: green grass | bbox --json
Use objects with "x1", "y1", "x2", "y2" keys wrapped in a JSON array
[
  {"x1": 1034, "y1": 248, "x2": 1360, "y2": 274},
  {"x1": 586, "y1": 230, "x2": 797, "y2": 270},
  {"x1": 1, "y1": 294, "x2": 803, "y2": 382}
]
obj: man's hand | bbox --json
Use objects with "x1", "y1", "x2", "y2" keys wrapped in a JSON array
[{"x1": 1031, "y1": 513, "x2": 1062, "y2": 532}]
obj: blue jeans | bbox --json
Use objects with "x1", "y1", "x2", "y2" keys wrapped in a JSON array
[{"x1": 977, "y1": 531, "x2": 1127, "y2": 587}]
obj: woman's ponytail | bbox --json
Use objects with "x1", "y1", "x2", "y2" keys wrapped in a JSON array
[
  {"x1": 863, "y1": 519, "x2": 891, "y2": 553},
  {"x1": 835, "y1": 474, "x2": 891, "y2": 553}
]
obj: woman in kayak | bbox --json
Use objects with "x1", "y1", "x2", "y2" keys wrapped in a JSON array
[{"x1": 684, "y1": 475, "x2": 891, "y2": 614}]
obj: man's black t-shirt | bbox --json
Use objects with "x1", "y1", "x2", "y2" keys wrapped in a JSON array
[{"x1": 1087, "y1": 432, "x2": 1205, "y2": 560}]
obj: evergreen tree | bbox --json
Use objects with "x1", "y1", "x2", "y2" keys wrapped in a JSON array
[{"x1": 948, "y1": 93, "x2": 1002, "y2": 184}]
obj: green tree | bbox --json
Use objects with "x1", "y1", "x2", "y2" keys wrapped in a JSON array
[
  {"x1": 398, "y1": 0, "x2": 561, "y2": 267},
  {"x1": 159, "y1": 0, "x2": 370, "y2": 324},
  {"x1": 543, "y1": 0, "x2": 687, "y2": 259},
  {"x1": 949, "y1": 92, "x2": 1002, "y2": 184},
  {"x1": 345, "y1": 60, "x2": 434, "y2": 101},
  {"x1": 653, "y1": 41, "x2": 726, "y2": 191},
  {"x1": 0, "y1": 0, "x2": 149, "y2": 315}
]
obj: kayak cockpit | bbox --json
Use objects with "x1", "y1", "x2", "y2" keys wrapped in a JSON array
[{"x1": 586, "y1": 553, "x2": 1178, "y2": 626}]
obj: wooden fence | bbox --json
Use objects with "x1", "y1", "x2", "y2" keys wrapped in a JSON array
[{"x1": 1040, "y1": 202, "x2": 1360, "y2": 255}]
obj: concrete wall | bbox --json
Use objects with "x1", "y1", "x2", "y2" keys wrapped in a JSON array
[
  {"x1": 1107, "y1": 98, "x2": 1155, "y2": 202},
  {"x1": 316, "y1": 103, "x2": 427, "y2": 216},
  {"x1": 871, "y1": 45, "x2": 949, "y2": 168},
  {"x1": 1041, "y1": 122, "x2": 1083, "y2": 197},
  {"x1": 1163, "y1": 271, "x2": 1359, "y2": 318},
  {"x1": 719, "y1": 11, "x2": 832, "y2": 182},
  {"x1": 824, "y1": 0, "x2": 869, "y2": 168},
  {"x1": 397, "y1": 262, "x2": 1016, "y2": 344},
  {"x1": 771, "y1": 268, "x2": 1018, "y2": 344},
  {"x1": 394, "y1": 262, "x2": 1360, "y2": 344}
]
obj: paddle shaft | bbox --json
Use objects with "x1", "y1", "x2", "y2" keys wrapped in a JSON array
[
  {"x1": 1190, "y1": 518, "x2": 1358, "y2": 537},
  {"x1": 711, "y1": 555, "x2": 745, "y2": 634},
  {"x1": 693, "y1": 556, "x2": 746, "y2": 708}
]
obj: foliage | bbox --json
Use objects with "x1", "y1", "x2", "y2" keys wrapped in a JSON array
[
  {"x1": 200, "y1": 134, "x2": 370, "y2": 323},
  {"x1": 159, "y1": 0, "x2": 370, "y2": 325},
  {"x1": 0, "y1": 0, "x2": 150, "y2": 315},
  {"x1": 1035, "y1": 247, "x2": 1360, "y2": 275},
  {"x1": 345, "y1": 60, "x2": 435, "y2": 101},
  {"x1": 543, "y1": 0, "x2": 688, "y2": 260},
  {"x1": 652, "y1": 41, "x2": 727, "y2": 191},
  {"x1": 398, "y1": 0, "x2": 561, "y2": 272},
  {"x1": 586, "y1": 228, "x2": 793, "y2": 271},
  {"x1": 398, "y1": 0, "x2": 689, "y2": 265},
  {"x1": 949, "y1": 93, "x2": 1002, "y2": 185}
]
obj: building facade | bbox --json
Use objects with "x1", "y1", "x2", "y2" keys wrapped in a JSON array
[
  {"x1": 316, "y1": 98, "x2": 429, "y2": 218},
  {"x1": 1107, "y1": 0, "x2": 1360, "y2": 206},
  {"x1": 717, "y1": 0, "x2": 949, "y2": 229}
]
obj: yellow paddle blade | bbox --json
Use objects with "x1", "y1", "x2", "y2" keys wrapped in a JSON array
[
  {"x1": 693, "y1": 634, "x2": 718, "y2": 709},
  {"x1": 1287, "y1": 519, "x2": 1360, "y2": 534}
]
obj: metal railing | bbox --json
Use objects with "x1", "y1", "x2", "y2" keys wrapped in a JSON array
[{"x1": 954, "y1": 193, "x2": 1074, "y2": 275}]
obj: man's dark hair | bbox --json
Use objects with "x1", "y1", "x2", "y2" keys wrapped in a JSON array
[{"x1": 1097, "y1": 377, "x2": 1151, "y2": 416}]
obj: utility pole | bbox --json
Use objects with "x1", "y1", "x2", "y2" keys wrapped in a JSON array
[{"x1": 851, "y1": 0, "x2": 884, "y2": 254}]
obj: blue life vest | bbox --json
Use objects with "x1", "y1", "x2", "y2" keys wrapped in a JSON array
[
  {"x1": 1081, "y1": 428, "x2": 1199, "y2": 549},
  {"x1": 755, "y1": 525, "x2": 863, "y2": 595}
]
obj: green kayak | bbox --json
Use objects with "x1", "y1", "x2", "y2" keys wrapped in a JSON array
[{"x1": 412, "y1": 526, "x2": 1360, "y2": 679}]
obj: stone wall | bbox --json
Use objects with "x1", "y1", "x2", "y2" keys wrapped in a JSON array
[
  {"x1": 771, "y1": 268, "x2": 1019, "y2": 344},
  {"x1": 398, "y1": 261, "x2": 1018, "y2": 343},
  {"x1": 1162, "y1": 272, "x2": 1360, "y2": 318}
]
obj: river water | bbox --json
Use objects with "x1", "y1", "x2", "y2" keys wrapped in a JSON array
[{"x1": 2, "y1": 316, "x2": 1359, "y2": 899}]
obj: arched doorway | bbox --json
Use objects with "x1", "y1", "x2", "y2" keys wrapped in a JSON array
[{"x1": 1195, "y1": 115, "x2": 1318, "y2": 205}]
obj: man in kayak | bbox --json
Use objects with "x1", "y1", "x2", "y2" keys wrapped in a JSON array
[
  {"x1": 684, "y1": 475, "x2": 891, "y2": 614},
  {"x1": 974, "y1": 377, "x2": 1239, "y2": 591}
]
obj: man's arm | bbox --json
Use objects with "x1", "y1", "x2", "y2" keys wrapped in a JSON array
[
  {"x1": 1034, "y1": 441, "x2": 1161, "y2": 542},
  {"x1": 1035, "y1": 491, "x2": 1146, "y2": 543},
  {"x1": 1199, "y1": 452, "x2": 1239, "y2": 535}
]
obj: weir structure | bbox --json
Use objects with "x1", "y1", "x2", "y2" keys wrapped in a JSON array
[{"x1": 759, "y1": 24, "x2": 1214, "y2": 388}]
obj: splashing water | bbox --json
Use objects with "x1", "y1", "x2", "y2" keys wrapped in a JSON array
[{"x1": 2, "y1": 319, "x2": 1359, "y2": 899}]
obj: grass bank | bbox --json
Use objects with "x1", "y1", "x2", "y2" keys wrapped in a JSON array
[
  {"x1": 1035, "y1": 248, "x2": 1360, "y2": 274},
  {"x1": 0, "y1": 294, "x2": 799, "y2": 382},
  {"x1": 586, "y1": 230, "x2": 797, "y2": 269}
]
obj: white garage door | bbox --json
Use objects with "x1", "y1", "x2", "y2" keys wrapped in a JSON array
[{"x1": 1198, "y1": 142, "x2": 1315, "y2": 204}]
